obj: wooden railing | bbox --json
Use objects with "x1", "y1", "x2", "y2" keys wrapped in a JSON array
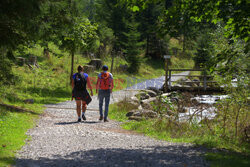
[{"x1": 167, "y1": 69, "x2": 217, "y2": 91}]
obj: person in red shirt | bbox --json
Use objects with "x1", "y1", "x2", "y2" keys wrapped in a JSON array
[{"x1": 96, "y1": 65, "x2": 114, "y2": 122}]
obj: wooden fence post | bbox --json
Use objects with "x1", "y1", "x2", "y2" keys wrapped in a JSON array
[
  {"x1": 203, "y1": 70, "x2": 207, "y2": 91},
  {"x1": 169, "y1": 70, "x2": 172, "y2": 90},
  {"x1": 164, "y1": 55, "x2": 171, "y2": 92}
]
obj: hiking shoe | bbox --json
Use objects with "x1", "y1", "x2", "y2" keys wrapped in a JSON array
[
  {"x1": 99, "y1": 116, "x2": 103, "y2": 121},
  {"x1": 82, "y1": 115, "x2": 86, "y2": 121},
  {"x1": 104, "y1": 118, "x2": 109, "y2": 122},
  {"x1": 78, "y1": 118, "x2": 81, "y2": 122}
]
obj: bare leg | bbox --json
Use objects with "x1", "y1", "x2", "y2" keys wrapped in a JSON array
[
  {"x1": 76, "y1": 100, "x2": 81, "y2": 118},
  {"x1": 82, "y1": 101, "x2": 87, "y2": 115}
]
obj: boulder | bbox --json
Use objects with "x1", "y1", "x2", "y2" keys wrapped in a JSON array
[
  {"x1": 170, "y1": 97, "x2": 179, "y2": 103},
  {"x1": 130, "y1": 96, "x2": 139, "y2": 102},
  {"x1": 147, "y1": 87, "x2": 162, "y2": 95},
  {"x1": 141, "y1": 102, "x2": 153, "y2": 110},
  {"x1": 88, "y1": 59, "x2": 102, "y2": 69},
  {"x1": 128, "y1": 109, "x2": 157, "y2": 118},
  {"x1": 141, "y1": 110, "x2": 157, "y2": 118},
  {"x1": 141, "y1": 97, "x2": 157, "y2": 110},
  {"x1": 126, "y1": 97, "x2": 140, "y2": 109},
  {"x1": 142, "y1": 94, "x2": 150, "y2": 100},
  {"x1": 128, "y1": 116, "x2": 143, "y2": 121},
  {"x1": 126, "y1": 111, "x2": 134, "y2": 117},
  {"x1": 119, "y1": 64, "x2": 128, "y2": 72},
  {"x1": 136, "y1": 92, "x2": 150, "y2": 100},
  {"x1": 173, "y1": 84, "x2": 182, "y2": 87},
  {"x1": 161, "y1": 93, "x2": 171, "y2": 97},
  {"x1": 144, "y1": 90, "x2": 157, "y2": 97},
  {"x1": 24, "y1": 99, "x2": 34, "y2": 104},
  {"x1": 133, "y1": 110, "x2": 142, "y2": 117}
]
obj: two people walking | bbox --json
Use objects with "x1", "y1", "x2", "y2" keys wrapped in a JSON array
[{"x1": 72, "y1": 65, "x2": 113, "y2": 122}]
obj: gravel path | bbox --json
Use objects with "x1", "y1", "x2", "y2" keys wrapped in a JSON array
[
  {"x1": 126, "y1": 71, "x2": 190, "y2": 89},
  {"x1": 15, "y1": 74, "x2": 209, "y2": 167}
]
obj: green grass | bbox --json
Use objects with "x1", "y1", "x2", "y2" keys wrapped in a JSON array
[
  {"x1": 109, "y1": 103, "x2": 129, "y2": 122},
  {"x1": 0, "y1": 107, "x2": 41, "y2": 167},
  {"x1": 205, "y1": 152, "x2": 250, "y2": 167},
  {"x1": 109, "y1": 101, "x2": 250, "y2": 166}
]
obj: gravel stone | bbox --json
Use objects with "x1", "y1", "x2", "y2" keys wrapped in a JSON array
[{"x1": 15, "y1": 76, "x2": 209, "y2": 167}]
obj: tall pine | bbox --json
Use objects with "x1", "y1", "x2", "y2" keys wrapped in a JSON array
[{"x1": 123, "y1": 17, "x2": 142, "y2": 73}]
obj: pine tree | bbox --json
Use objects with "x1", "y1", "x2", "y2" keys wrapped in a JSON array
[
  {"x1": 122, "y1": 18, "x2": 142, "y2": 73},
  {"x1": 95, "y1": 0, "x2": 129, "y2": 51},
  {"x1": 136, "y1": 1, "x2": 164, "y2": 59}
]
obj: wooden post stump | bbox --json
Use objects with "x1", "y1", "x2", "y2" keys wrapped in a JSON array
[
  {"x1": 29, "y1": 55, "x2": 37, "y2": 66},
  {"x1": 88, "y1": 59, "x2": 102, "y2": 70},
  {"x1": 83, "y1": 65, "x2": 95, "y2": 73},
  {"x1": 16, "y1": 57, "x2": 26, "y2": 66}
]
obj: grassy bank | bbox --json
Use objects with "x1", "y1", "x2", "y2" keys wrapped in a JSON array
[
  {"x1": 109, "y1": 100, "x2": 250, "y2": 167},
  {"x1": 206, "y1": 152, "x2": 250, "y2": 167},
  {"x1": 0, "y1": 107, "x2": 41, "y2": 167}
]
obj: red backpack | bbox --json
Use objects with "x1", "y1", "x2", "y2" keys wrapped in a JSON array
[{"x1": 100, "y1": 72, "x2": 111, "y2": 90}]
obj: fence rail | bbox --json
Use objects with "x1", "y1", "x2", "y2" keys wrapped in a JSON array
[{"x1": 167, "y1": 69, "x2": 217, "y2": 91}]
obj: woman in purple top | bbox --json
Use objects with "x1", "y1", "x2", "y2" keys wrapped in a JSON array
[{"x1": 72, "y1": 65, "x2": 93, "y2": 122}]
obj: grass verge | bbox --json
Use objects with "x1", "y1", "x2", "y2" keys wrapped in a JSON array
[
  {"x1": 0, "y1": 107, "x2": 41, "y2": 167},
  {"x1": 205, "y1": 152, "x2": 250, "y2": 167},
  {"x1": 109, "y1": 100, "x2": 250, "y2": 167}
]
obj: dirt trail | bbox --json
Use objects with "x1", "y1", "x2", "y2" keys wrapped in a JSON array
[{"x1": 15, "y1": 73, "x2": 208, "y2": 167}]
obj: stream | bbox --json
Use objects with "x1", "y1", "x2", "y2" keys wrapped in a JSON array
[{"x1": 179, "y1": 95, "x2": 229, "y2": 123}]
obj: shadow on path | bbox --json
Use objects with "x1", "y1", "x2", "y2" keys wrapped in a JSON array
[
  {"x1": 16, "y1": 146, "x2": 208, "y2": 167},
  {"x1": 55, "y1": 121, "x2": 101, "y2": 125},
  {"x1": 81, "y1": 121, "x2": 100, "y2": 124},
  {"x1": 54, "y1": 121, "x2": 79, "y2": 125}
]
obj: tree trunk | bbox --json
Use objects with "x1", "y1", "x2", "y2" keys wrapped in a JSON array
[
  {"x1": 111, "y1": 51, "x2": 114, "y2": 73},
  {"x1": 183, "y1": 33, "x2": 186, "y2": 55},
  {"x1": 146, "y1": 35, "x2": 149, "y2": 56},
  {"x1": 70, "y1": 51, "x2": 74, "y2": 84},
  {"x1": 235, "y1": 105, "x2": 241, "y2": 138},
  {"x1": 43, "y1": 44, "x2": 50, "y2": 59}
]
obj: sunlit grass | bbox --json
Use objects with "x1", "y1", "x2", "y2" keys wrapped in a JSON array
[
  {"x1": 0, "y1": 107, "x2": 40, "y2": 167},
  {"x1": 109, "y1": 101, "x2": 250, "y2": 166}
]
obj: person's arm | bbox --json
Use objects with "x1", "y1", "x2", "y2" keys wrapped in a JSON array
[
  {"x1": 96, "y1": 77, "x2": 100, "y2": 94},
  {"x1": 72, "y1": 74, "x2": 75, "y2": 89},
  {"x1": 71, "y1": 79, "x2": 74, "y2": 89},
  {"x1": 71, "y1": 78, "x2": 74, "y2": 101},
  {"x1": 110, "y1": 74, "x2": 114, "y2": 93},
  {"x1": 86, "y1": 77, "x2": 93, "y2": 96}
]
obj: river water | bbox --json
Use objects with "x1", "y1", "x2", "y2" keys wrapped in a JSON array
[{"x1": 179, "y1": 95, "x2": 229, "y2": 123}]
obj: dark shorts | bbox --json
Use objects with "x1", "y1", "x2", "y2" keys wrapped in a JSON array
[
  {"x1": 72, "y1": 88, "x2": 92, "y2": 105},
  {"x1": 74, "y1": 97, "x2": 86, "y2": 101}
]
